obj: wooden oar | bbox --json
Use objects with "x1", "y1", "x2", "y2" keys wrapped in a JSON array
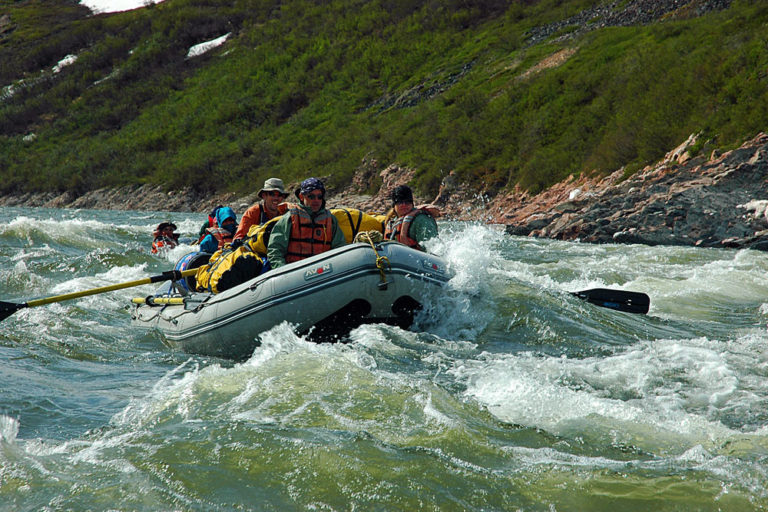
[
  {"x1": 571, "y1": 288, "x2": 650, "y2": 314},
  {"x1": 0, "y1": 268, "x2": 198, "y2": 322}
]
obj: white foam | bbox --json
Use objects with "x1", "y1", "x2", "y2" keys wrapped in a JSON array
[
  {"x1": 107, "y1": 325, "x2": 312, "y2": 429},
  {"x1": 0, "y1": 415, "x2": 19, "y2": 444},
  {"x1": 419, "y1": 223, "x2": 506, "y2": 339},
  {"x1": 155, "y1": 242, "x2": 199, "y2": 263},
  {"x1": 452, "y1": 334, "x2": 765, "y2": 454},
  {"x1": 3, "y1": 216, "x2": 118, "y2": 250}
]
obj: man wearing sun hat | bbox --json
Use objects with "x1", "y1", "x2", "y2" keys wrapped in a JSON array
[
  {"x1": 266, "y1": 177, "x2": 346, "y2": 269},
  {"x1": 232, "y1": 177, "x2": 289, "y2": 245}
]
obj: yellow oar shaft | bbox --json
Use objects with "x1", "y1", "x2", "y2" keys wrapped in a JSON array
[
  {"x1": 25, "y1": 268, "x2": 198, "y2": 308},
  {"x1": 28, "y1": 279, "x2": 156, "y2": 307}
]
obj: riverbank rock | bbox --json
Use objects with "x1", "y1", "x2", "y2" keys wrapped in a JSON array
[{"x1": 499, "y1": 132, "x2": 768, "y2": 250}]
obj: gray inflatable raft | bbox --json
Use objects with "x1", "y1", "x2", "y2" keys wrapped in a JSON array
[{"x1": 131, "y1": 242, "x2": 452, "y2": 359}]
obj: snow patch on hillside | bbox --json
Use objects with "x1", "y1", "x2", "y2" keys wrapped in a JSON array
[
  {"x1": 187, "y1": 33, "x2": 231, "y2": 59},
  {"x1": 80, "y1": 0, "x2": 165, "y2": 15}
]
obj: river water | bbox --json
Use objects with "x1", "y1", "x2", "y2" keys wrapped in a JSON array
[{"x1": 1, "y1": 206, "x2": 767, "y2": 511}]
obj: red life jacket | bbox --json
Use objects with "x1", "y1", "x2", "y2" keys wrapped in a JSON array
[
  {"x1": 385, "y1": 207, "x2": 425, "y2": 250},
  {"x1": 285, "y1": 205, "x2": 334, "y2": 263},
  {"x1": 207, "y1": 227, "x2": 234, "y2": 250}
]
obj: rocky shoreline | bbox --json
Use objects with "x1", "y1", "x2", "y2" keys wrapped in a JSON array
[
  {"x1": 3, "y1": 132, "x2": 768, "y2": 251},
  {"x1": 495, "y1": 132, "x2": 768, "y2": 251}
]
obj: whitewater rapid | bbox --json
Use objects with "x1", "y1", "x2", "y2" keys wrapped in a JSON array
[{"x1": 1, "y1": 206, "x2": 767, "y2": 510}]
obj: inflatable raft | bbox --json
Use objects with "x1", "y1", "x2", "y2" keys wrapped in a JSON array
[{"x1": 130, "y1": 241, "x2": 452, "y2": 359}]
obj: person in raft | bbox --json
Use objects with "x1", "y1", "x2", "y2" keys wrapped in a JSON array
[
  {"x1": 197, "y1": 205, "x2": 223, "y2": 243},
  {"x1": 230, "y1": 177, "x2": 289, "y2": 249},
  {"x1": 151, "y1": 221, "x2": 180, "y2": 254},
  {"x1": 152, "y1": 221, "x2": 179, "y2": 254},
  {"x1": 266, "y1": 177, "x2": 346, "y2": 269},
  {"x1": 384, "y1": 185, "x2": 439, "y2": 251},
  {"x1": 199, "y1": 206, "x2": 238, "y2": 253}
]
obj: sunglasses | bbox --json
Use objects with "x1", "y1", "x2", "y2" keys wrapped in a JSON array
[
  {"x1": 265, "y1": 191, "x2": 285, "y2": 198},
  {"x1": 305, "y1": 192, "x2": 324, "y2": 200}
]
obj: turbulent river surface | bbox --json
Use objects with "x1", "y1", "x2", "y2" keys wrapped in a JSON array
[{"x1": 1, "y1": 206, "x2": 767, "y2": 511}]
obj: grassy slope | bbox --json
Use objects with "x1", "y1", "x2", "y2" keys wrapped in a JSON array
[{"x1": 0, "y1": 0, "x2": 766, "y2": 198}]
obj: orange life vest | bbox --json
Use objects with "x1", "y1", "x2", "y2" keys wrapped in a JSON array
[
  {"x1": 285, "y1": 204, "x2": 334, "y2": 263},
  {"x1": 207, "y1": 227, "x2": 234, "y2": 250},
  {"x1": 151, "y1": 236, "x2": 177, "y2": 254},
  {"x1": 385, "y1": 207, "x2": 425, "y2": 250}
]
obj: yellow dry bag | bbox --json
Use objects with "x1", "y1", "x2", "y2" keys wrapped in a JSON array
[{"x1": 195, "y1": 245, "x2": 265, "y2": 294}]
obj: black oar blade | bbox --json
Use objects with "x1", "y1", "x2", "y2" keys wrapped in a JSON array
[
  {"x1": 571, "y1": 288, "x2": 650, "y2": 315},
  {"x1": 0, "y1": 301, "x2": 26, "y2": 322}
]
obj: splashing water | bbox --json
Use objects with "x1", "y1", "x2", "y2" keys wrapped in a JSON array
[{"x1": 1, "y1": 206, "x2": 767, "y2": 511}]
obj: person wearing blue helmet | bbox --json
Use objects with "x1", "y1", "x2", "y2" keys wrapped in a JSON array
[
  {"x1": 199, "y1": 206, "x2": 238, "y2": 253},
  {"x1": 197, "y1": 204, "x2": 223, "y2": 243}
]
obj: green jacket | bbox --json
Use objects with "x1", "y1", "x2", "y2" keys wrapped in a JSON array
[
  {"x1": 386, "y1": 209, "x2": 439, "y2": 249},
  {"x1": 267, "y1": 204, "x2": 346, "y2": 269},
  {"x1": 408, "y1": 212, "x2": 438, "y2": 245}
]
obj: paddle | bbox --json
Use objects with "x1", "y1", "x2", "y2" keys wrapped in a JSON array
[
  {"x1": 0, "y1": 268, "x2": 198, "y2": 322},
  {"x1": 571, "y1": 288, "x2": 650, "y2": 314}
]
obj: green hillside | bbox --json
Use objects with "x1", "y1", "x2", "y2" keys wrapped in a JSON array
[{"x1": 0, "y1": 0, "x2": 766, "y2": 199}]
